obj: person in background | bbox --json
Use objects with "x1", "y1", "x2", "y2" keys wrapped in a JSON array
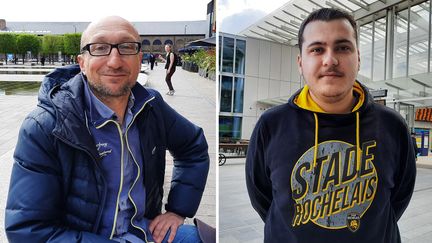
[
  {"x1": 149, "y1": 52, "x2": 156, "y2": 70},
  {"x1": 160, "y1": 44, "x2": 177, "y2": 95}
]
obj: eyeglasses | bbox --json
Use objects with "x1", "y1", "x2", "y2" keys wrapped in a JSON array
[{"x1": 81, "y1": 42, "x2": 141, "y2": 56}]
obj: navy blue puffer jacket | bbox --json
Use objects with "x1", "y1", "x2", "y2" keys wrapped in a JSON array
[{"x1": 5, "y1": 65, "x2": 209, "y2": 242}]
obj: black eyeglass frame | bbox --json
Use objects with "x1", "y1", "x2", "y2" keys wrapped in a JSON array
[{"x1": 80, "y1": 42, "x2": 142, "y2": 56}]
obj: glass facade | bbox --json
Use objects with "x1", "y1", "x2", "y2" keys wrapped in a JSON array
[
  {"x1": 220, "y1": 75, "x2": 232, "y2": 112},
  {"x1": 393, "y1": 9, "x2": 409, "y2": 78},
  {"x1": 373, "y1": 17, "x2": 386, "y2": 81},
  {"x1": 235, "y1": 39, "x2": 246, "y2": 74},
  {"x1": 219, "y1": 33, "x2": 246, "y2": 139},
  {"x1": 219, "y1": 116, "x2": 242, "y2": 139},
  {"x1": 222, "y1": 37, "x2": 234, "y2": 73},
  {"x1": 234, "y1": 77, "x2": 244, "y2": 113},
  {"x1": 358, "y1": 0, "x2": 431, "y2": 82},
  {"x1": 359, "y1": 23, "x2": 373, "y2": 81},
  {"x1": 409, "y1": 1, "x2": 430, "y2": 75}
]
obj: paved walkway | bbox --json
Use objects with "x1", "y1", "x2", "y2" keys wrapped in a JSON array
[
  {"x1": 0, "y1": 64, "x2": 215, "y2": 242},
  {"x1": 145, "y1": 65, "x2": 216, "y2": 227},
  {"x1": 220, "y1": 158, "x2": 432, "y2": 243}
]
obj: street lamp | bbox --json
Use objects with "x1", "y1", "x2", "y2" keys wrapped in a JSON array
[{"x1": 184, "y1": 24, "x2": 188, "y2": 49}]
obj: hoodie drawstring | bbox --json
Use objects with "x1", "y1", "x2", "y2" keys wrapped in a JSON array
[
  {"x1": 313, "y1": 113, "x2": 319, "y2": 169},
  {"x1": 312, "y1": 112, "x2": 361, "y2": 171},
  {"x1": 356, "y1": 112, "x2": 361, "y2": 172}
]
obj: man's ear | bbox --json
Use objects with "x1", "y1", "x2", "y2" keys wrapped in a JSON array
[
  {"x1": 297, "y1": 54, "x2": 303, "y2": 76},
  {"x1": 77, "y1": 54, "x2": 86, "y2": 74}
]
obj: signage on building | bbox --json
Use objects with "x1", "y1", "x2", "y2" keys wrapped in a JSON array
[
  {"x1": 370, "y1": 89, "x2": 388, "y2": 98},
  {"x1": 415, "y1": 108, "x2": 432, "y2": 122}
]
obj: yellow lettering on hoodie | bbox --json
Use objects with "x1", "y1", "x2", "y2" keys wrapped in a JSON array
[{"x1": 290, "y1": 82, "x2": 376, "y2": 231}]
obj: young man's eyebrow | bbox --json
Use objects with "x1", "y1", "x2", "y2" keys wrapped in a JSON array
[
  {"x1": 306, "y1": 39, "x2": 354, "y2": 48},
  {"x1": 306, "y1": 41, "x2": 325, "y2": 48},
  {"x1": 334, "y1": 39, "x2": 354, "y2": 45}
]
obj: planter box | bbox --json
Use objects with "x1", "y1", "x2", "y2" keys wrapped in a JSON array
[
  {"x1": 198, "y1": 67, "x2": 207, "y2": 77},
  {"x1": 208, "y1": 71, "x2": 216, "y2": 81},
  {"x1": 189, "y1": 63, "x2": 198, "y2": 73}
]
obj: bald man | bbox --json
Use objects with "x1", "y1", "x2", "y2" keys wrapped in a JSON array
[{"x1": 5, "y1": 16, "x2": 209, "y2": 243}]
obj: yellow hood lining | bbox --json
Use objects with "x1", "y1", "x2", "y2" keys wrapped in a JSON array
[{"x1": 294, "y1": 81, "x2": 365, "y2": 113}]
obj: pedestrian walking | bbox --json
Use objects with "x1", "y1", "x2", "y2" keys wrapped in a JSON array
[
  {"x1": 160, "y1": 44, "x2": 177, "y2": 95},
  {"x1": 149, "y1": 52, "x2": 156, "y2": 70}
]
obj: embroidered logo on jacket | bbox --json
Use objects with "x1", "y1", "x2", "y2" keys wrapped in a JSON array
[
  {"x1": 291, "y1": 140, "x2": 377, "y2": 231},
  {"x1": 96, "y1": 142, "x2": 112, "y2": 157}
]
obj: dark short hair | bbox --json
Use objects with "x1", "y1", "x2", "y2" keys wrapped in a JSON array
[{"x1": 298, "y1": 8, "x2": 358, "y2": 53}]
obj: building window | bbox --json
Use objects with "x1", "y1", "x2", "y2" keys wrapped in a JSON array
[
  {"x1": 164, "y1": 39, "x2": 173, "y2": 45},
  {"x1": 235, "y1": 39, "x2": 246, "y2": 75},
  {"x1": 142, "y1": 39, "x2": 151, "y2": 52},
  {"x1": 219, "y1": 116, "x2": 242, "y2": 140},
  {"x1": 219, "y1": 37, "x2": 222, "y2": 71},
  {"x1": 222, "y1": 37, "x2": 234, "y2": 73},
  {"x1": 373, "y1": 17, "x2": 386, "y2": 81},
  {"x1": 234, "y1": 77, "x2": 244, "y2": 113},
  {"x1": 393, "y1": 9, "x2": 409, "y2": 78},
  {"x1": 359, "y1": 23, "x2": 373, "y2": 81},
  {"x1": 153, "y1": 39, "x2": 162, "y2": 45},
  {"x1": 219, "y1": 33, "x2": 246, "y2": 139},
  {"x1": 220, "y1": 76, "x2": 232, "y2": 112},
  {"x1": 409, "y1": 1, "x2": 430, "y2": 75}
]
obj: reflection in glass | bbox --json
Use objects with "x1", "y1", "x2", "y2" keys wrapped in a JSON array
[
  {"x1": 374, "y1": 18, "x2": 386, "y2": 81},
  {"x1": 409, "y1": 1, "x2": 430, "y2": 75},
  {"x1": 234, "y1": 77, "x2": 244, "y2": 113},
  {"x1": 220, "y1": 76, "x2": 233, "y2": 112},
  {"x1": 219, "y1": 37, "x2": 222, "y2": 71},
  {"x1": 222, "y1": 37, "x2": 234, "y2": 73},
  {"x1": 393, "y1": 9, "x2": 409, "y2": 78},
  {"x1": 359, "y1": 23, "x2": 373, "y2": 81},
  {"x1": 235, "y1": 39, "x2": 246, "y2": 74},
  {"x1": 219, "y1": 116, "x2": 242, "y2": 139}
]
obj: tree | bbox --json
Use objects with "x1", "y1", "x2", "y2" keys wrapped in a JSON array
[
  {"x1": 16, "y1": 34, "x2": 41, "y2": 64},
  {"x1": 64, "y1": 33, "x2": 81, "y2": 63},
  {"x1": 0, "y1": 33, "x2": 16, "y2": 64},
  {"x1": 41, "y1": 35, "x2": 64, "y2": 64}
]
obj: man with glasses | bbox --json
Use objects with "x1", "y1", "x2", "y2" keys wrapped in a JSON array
[{"x1": 5, "y1": 16, "x2": 209, "y2": 243}]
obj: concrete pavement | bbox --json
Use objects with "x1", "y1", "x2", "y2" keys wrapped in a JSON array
[
  {"x1": 0, "y1": 64, "x2": 216, "y2": 242},
  {"x1": 219, "y1": 158, "x2": 432, "y2": 243},
  {"x1": 145, "y1": 65, "x2": 216, "y2": 227}
]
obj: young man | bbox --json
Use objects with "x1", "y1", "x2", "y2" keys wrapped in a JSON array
[
  {"x1": 5, "y1": 16, "x2": 209, "y2": 243},
  {"x1": 246, "y1": 8, "x2": 416, "y2": 243}
]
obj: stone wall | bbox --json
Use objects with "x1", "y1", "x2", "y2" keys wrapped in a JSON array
[{"x1": 0, "y1": 19, "x2": 6, "y2": 30}]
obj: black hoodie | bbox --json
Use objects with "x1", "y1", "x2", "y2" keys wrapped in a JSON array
[{"x1": 246, "y1": 81, "x2": 416, "y2": 243}]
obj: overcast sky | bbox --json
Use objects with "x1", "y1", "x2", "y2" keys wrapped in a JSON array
[
  {"x1": 219, "y1": 0, "x2": 290, "y2": 34},
  {"x1": 1, "y1": 0, "x2": 209, "y2": 22}
]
